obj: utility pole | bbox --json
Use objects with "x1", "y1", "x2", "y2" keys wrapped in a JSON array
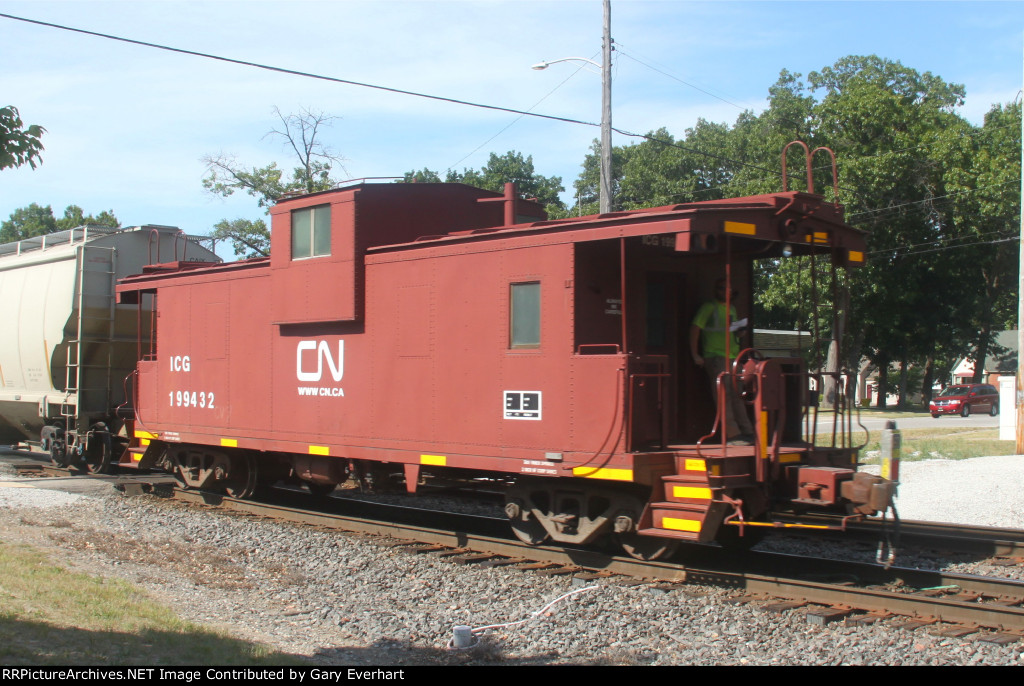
[
  {"x1": 600, "y1": 0, "x2": 613, "y2": 214},
  {"x1": 1017, "y1": 33, "x2": 1024, "y2": 453}
]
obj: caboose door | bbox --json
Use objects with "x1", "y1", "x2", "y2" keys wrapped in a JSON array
[{"x1": 626, "y1": 272, "x2": 686, "y2": 450}]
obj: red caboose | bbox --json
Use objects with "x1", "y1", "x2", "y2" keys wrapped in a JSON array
[{"x1": 117, "y1": 178, "x2": 895, "y2": 559}]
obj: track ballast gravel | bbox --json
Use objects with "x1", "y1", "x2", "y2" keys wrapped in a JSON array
[{"x1": 0, "y1": 455, "x2": 1022, "y2": 666}]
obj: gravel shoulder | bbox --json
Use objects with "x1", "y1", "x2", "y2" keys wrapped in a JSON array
[{"x1": 1, "y1": 457, "x2": 1023, "y2": 666}]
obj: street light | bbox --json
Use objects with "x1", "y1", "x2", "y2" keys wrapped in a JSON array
[
  {"x1": 532, "y1": 57, "x2": 600, "y2": 72},
  {"x1": 533, "y1": 0, "x2": 613, "y2": 214}
]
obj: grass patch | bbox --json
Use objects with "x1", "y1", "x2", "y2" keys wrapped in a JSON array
[
  {"x1": 0, "y1": 541, "x2": 305, "y2": 665},
  {"x1": 858, "y1": 427, "x2": 1016, "y2": 463}
]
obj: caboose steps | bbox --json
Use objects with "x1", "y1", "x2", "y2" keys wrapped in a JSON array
[{"x1": 639, "y1": 502, "x2": 710, "y2": 542}]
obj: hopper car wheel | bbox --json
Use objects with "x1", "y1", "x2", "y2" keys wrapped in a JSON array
[
  {"x1": 615, "y1": 532, "x2": 679, "y2": 561},
  {"x1": 961, "y1": 404, "x2": 971, "y2": 418},
  {"x1": 49, "y1": 441, "x2": 69, "y2": 468},
  {"x1": 48, "y1": 423, "x2": 69, "y2": 468},
  {"x1": 83, "y1": 425, "x2": 113, "y2": 474},
  {"x1": 225, "y1": 454, "x2": 258, "y2": 499}
]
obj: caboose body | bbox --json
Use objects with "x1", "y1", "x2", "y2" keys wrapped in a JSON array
[{"x1": 117, "y1": 181, "x2": 894, "y2": 558}]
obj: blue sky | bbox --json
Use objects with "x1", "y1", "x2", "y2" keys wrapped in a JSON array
[{"x1": 2, "y1": 0, "x2": 1022, "y2": 258}]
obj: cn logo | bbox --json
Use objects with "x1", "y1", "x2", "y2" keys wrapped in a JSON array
[{"x1": 296, "y1": 340, "x2": 344, "y2": 382}]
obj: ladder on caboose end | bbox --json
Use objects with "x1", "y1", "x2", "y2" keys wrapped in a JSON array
[
  {"x1": 797, "y1": 245, "x2": 856, "y2": 450},
  {"x1": 62, "y1": 242, "x2": 118, "y2": 437}
]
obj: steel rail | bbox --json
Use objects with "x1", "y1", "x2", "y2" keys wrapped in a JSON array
[
  {"x1": 766, "y1": 513, "x2": 1024, "y2": 558},
  {"x1": 171, "y1": 488, "x2": 1024, "y2": 633},
  {"x1": 720, "y1": 550, "x2": 1024, "y2": 631},
  {"x1": 5, "y1": 462, "x2": 1022, "y2": 635},
  {"x1": 170, "y1": 488, "x2": 688, "y2": 581},
  {"x1": 733, "y1": 571, "x2": 1024, "y2": 632}
]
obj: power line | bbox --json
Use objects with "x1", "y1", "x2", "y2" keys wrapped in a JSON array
[
  {"x1": 847, "y1": 180, "x2": 1020, "y2": 221},
  {"x1": 448, "y1": 53, "x2": 598, "y2": 172},
  {"x1": 3, "y1": 11, "x2": 1017, "y2": 223},
  {"x1": 865, "y1": 229, "x2": 1015, "y2": 256},
  {"x1": 614, "y1": 46, "x2": 749, "y2": 111},
  {"x1": 0, "y1": 12, "x2": 605, "y2": 130},
  {"x1": 0, "y1": 12, "x2": 802, "y2": 188},
  {"x1": 873, "y1": 235, "x2": 1017, "y2": 260}
]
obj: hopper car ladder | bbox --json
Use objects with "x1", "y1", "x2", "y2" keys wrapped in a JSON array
[{"x1": 62, "y1": 244, "x2": 118, "y2": 433}]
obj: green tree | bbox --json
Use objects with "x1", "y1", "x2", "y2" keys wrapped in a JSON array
[
  {"x1": 402, "y1": 168, "x2": 442, "y2": 183},
  {"x1": 1, "y1": 204, "x2": 119, "y2": 244},
  {"x1": 210, "y1": 218, "x2": 269, "y2": 259},
  {"x1": 939, "y1": 101, "x2": 1021, "y2": 387},
  {"x1": 404, "y1": 151, "x2": 566, "y2": 214},
  {"x1": 568, "y1": 55, "x2": 1018, "y2": 409},
  {"x1": 0, "y1": 106, "x2": 45, "y2": 171},
  {"x1": 203, "y1": 108, "x2": 346, "y2": 257}
]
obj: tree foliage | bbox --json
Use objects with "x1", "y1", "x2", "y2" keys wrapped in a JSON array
[
  {"x1": 203, "y1": 108, "x2": 345, "y2": 257},
  {"x1": 1, "y1": 204, "x2": 120, "y2": 244},
  {"x1": 565, "y1": 54, "x2": 1019, "y2": 407},
  {"x1": 403, "y1": 151, "x2": 566, "y2": 214},
  {"x1": 210, "y1": 218, "x2": 269, "y2": 259},
  {"x1": 0, "y1": 106, "x2": 45, "y2": 171}
]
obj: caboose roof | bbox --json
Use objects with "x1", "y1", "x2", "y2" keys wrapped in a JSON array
[
  {"x1": 117, "y1": 184, "x2": 866, "y2": 300},
  {"x1": 364, "y1": 188, "x2": 864, "y2": 259}
]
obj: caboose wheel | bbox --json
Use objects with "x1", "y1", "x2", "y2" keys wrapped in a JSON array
[
  {"x1": 225, "y1": 453, "x2": 258, "y2": 499},
  {"x1": 504, "y1": 498, "x2": 550, "y2": 545},
  {"x1": 615, "y1": 532, "x2": 679, "y2": 561}
]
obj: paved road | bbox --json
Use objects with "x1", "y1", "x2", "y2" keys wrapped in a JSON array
[{"x1": 816, "y1": 413, "x2": 1000, "y2": 431}]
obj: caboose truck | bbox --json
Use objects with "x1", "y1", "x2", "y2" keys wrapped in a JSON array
[{"x1": 115, "y1": 145, "x2": 896, "y2": 560}]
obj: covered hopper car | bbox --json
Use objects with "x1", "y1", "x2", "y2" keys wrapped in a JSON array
[
  {"x1": 0, "y1": 224, "x2": 219, "y2": 470},
  {"x1": 110, "y1": 152, "x2": 897, "y2": 559}
]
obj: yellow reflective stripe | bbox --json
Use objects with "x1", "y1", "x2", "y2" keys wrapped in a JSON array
[
  {"x1": 848, "y1": 250, "x2": 863, "y2": 263},
  {"x1": 571, "y1": 467, "x2": 633, "y2": 481},
  {"x1": 220, "y1": 438, "x2": 237, "y2": 448},
  {"x1": 135, "y1": 430, "x2": 157, "y2": 439},
  {"x1": 805, "y1": 231, "x2": 829, "y2": 244},
  {"x1": 662, "y1": 517, "x2": 702, "y2": 532},
  {"x1": 724, "y1": 221, "x2": 756, "y2": 235},
  {"x1": 778, "y1": 453, "x2": 801, "y2": 463},
  {"x1": 672, "y1": 486, "x2": 712, "y2": 500},
  {"x1": 309, "y1": 445, "x2": 329, "y2": 456},
  {"x1": 421, "y1": 454, "x2": 446, "y2": 466},
  {"x1": 684, "y1": 459, "x2": 706, "y2": 472},
  {"x1": 139, "y1": 438, "x2": 150, "y2": 447},
  {"x1": 710, "y1": 465, "x2": 721, "y2": 476}
]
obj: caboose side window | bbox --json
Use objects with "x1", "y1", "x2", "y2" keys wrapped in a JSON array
[
  {"x1": 510, "y1": 281, "x2": 540, "y2": 348},
  {"x1": 291, "y1": 205, "x2": 331, "y2": 259}
]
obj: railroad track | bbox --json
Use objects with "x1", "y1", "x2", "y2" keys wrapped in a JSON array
[
  {"x1": 166, "y1": 483, "x2": 1024, "y2": 640},
  {"x1": 770, "y1": 512, "x2": 1024, "y2": 560},
  {"x1": 7, "y1": 463, "x2": 1024, "y2": 640}
]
